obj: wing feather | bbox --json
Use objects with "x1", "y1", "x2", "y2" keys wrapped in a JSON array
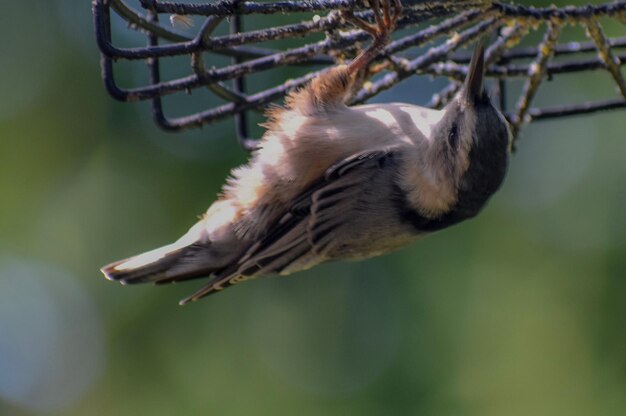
[{"x1": 180, "y1": 148, "x2": 397, "y2": 304}]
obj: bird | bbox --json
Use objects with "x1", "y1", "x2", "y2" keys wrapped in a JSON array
[{"x1": 101, "y1": 0, "x2": 512, "y2": 305}]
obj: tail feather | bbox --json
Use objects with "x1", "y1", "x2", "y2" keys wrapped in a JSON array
[
  {"x1": 100, "y1": 221, "x2": 236, "y2": 287},
  {"x1": 100, "y1": 243, "x2": 219, "y2": 286},
  {"x1": 100, "y1": 221, "x2": 266, "y2": 305},
  {"x1": 177, "y1": 276, "x2": 237, "y2": 306}
]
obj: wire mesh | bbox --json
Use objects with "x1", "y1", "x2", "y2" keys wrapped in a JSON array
[{"x1": 92, "y1": 0, "x2": 626, "y2": 149}]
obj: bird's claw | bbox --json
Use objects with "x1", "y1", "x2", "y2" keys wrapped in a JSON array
[{"x1": 341, "y1": 0, "x2": 403, "y2": 74}]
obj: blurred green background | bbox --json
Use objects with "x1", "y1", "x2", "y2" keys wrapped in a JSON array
[{"x1": 1, "y1": 1, "x2": 625, "y2": 415}]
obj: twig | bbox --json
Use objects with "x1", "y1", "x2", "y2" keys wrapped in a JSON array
[
  {"x1": 585, "y1": 18, "x2": 626, "y2": 99},
  {"x1": 510, "y1": 21, "x2": 562, "y2": 143}
]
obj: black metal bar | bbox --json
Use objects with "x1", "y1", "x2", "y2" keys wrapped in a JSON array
[
  {"x1": 92, "y1": 0, "x2": 626, "y2": 135},
  {"x1": 451, "y1": 37, "x2": 626, "y2": 63},
  {"x1": 231, "y1": 0, "x2": 258, "y2": 151},
  {"x1": 146, "y1": 7, "x2": 178, "y2": 130},
  {"x1": 492, "y1": 2, "x2": 626, "y2": 19},
  {"x1": 137, "y1": 0, "x2": 626, "y2": 18},
  {"x1": 139, "y1": 0, "x2": 363, "y2": 16},
  {"x1": 523, "y1": 98, "x2": 626, "y2": 120},
  {"x1": 145, "y1": 71, "x2": 321, "y2": 131},
  {"x1": 98, "y1": 3, "x2": 474, "y2": 60},
  {"x1": 426, "y1": 54, "x2": 626, "y2": 80}
]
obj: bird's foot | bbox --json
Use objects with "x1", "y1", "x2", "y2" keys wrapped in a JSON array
[{"x1": 341, "y1": 0, "x2": 403, "y2": 75}]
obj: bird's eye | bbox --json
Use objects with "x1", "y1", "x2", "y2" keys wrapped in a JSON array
[{"x1": 448, "y1": 124, "x2": 459, "y2": 150}]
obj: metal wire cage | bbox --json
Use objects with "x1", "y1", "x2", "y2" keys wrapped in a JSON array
[{"x1": 93, "y1": 0, "x2": 626, "y2": 149}]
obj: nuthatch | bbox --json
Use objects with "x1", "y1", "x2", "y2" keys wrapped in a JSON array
[{"x1": 101, "y1": 0, "x2": 512, "y2": 305}]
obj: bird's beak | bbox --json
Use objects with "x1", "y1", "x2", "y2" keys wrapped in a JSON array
[{"x1": 463, "y1": 43, "x2": 485, "y2": 103}]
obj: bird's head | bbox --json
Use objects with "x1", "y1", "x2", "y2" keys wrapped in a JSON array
[{"x1": 428, "y1": 44, "x2": 512, "y2": 218}]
